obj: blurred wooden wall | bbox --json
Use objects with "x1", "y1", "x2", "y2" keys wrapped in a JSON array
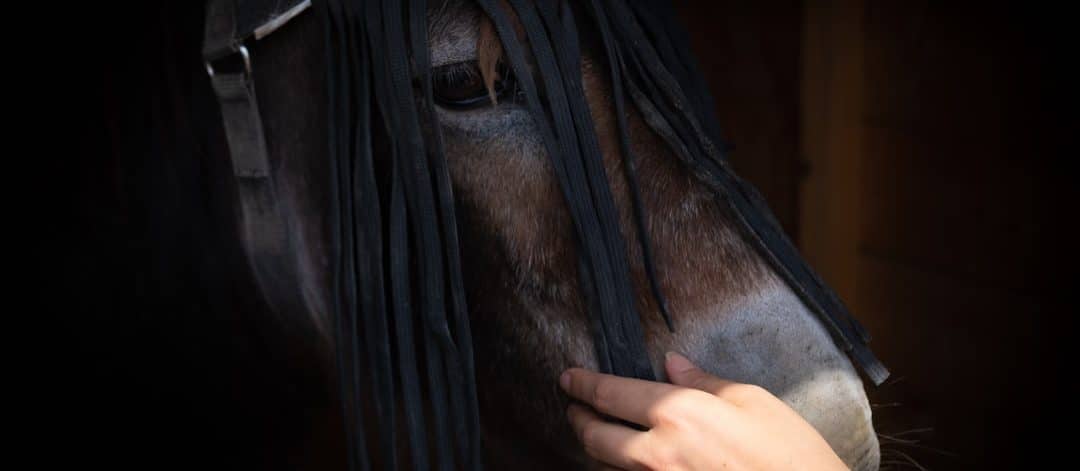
[
  {"x1": 675, "y1": 0, "x2": 804, "y2": 237},
  {"x1": 681, "y1": 1, "x2": 1073, "y2": 469}
]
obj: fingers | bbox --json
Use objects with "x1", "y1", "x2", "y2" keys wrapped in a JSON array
[
  {"x1": 665, "y1": 352, "x2": 760, "y2": 405},
  {"x1": 560, "y1": 367, "x2": 687, "y2": 427},
  {"x1": 567, "y1": 404, "x2": 652, "y2": 471}
]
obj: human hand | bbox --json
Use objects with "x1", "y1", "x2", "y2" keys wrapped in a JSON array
[{"x1": 559, "y1": 352, "x2": 848, "y2": 470}]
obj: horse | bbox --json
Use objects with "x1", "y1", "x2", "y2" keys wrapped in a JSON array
[{"x1": 189, "y1": 0, "x2": 886, "y2": 469}]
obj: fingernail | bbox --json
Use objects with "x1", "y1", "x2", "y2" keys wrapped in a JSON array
[
  {"x1": 559, "y1": 370, "x2": 571, "y2": 391},
  {"x1": 665, "y1": 351, "x2": 695, "y2": 374}
]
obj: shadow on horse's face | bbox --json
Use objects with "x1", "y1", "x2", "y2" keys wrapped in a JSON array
[{"x1": 251, "y1": 2, "x2": 879, "y2": 469}]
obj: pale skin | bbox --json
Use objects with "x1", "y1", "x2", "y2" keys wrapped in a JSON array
[{"x1": 560, "y1": 352, "x2": 850, "y2": 471}]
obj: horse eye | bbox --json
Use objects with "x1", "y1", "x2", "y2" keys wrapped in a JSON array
[{"x1": 431, "y1": 61, "x2": 515, "y2": 111}]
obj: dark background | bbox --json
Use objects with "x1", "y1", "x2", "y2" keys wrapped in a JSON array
[{"x1": 32, "y1": 1, "x2": 1074, "y2": 469}]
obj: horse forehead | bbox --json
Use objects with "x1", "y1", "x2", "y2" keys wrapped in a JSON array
[{"x1": 428, "y1": 0, "x2": 481, "y2": 66}]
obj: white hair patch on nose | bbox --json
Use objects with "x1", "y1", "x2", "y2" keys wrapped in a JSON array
[{"x1": 659, "y1": 272, "x2": 879, "y2": 469}]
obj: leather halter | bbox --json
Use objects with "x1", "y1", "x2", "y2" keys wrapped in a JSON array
[{"x1": 203, "y1": 0, "x2": 314, "y2": 326}]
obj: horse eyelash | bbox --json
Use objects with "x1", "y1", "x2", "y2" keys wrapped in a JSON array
[{"x1": 432, "y1": 61, "x2": 481, "y2": 87}]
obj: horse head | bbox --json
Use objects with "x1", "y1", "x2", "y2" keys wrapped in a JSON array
[{"x1": 206, "y1": 0, "x2": 883, "y2": 468}]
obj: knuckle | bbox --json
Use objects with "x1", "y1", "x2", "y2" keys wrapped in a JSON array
[
  {"x1": 728, "y1": 383, "x2": 768, "y2": 403},
  {"x1": 746, "y1": 383, "x2": 767, "y2": 394},
  {"x1": 739, "y1": 383, "x2": 767, "y2": 398},
  {"x1": 649, "y1": 403, "x2": 682, "y2": 428},
  {"x1": 643, "y1": 441, "x2": 683, "y2": 471},
  {"x1": 591, "y1": 380, "x2": 617, "y2": 412},
  {"x1": 650, "y1": 391, "x2": 700, "y2": 430}
]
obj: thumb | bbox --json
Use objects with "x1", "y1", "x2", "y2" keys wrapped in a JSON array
[{"x1": 665, "y1": 352, "x2": 737, "y2": 395}]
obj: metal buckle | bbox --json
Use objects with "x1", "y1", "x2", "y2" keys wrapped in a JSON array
[{"x1": 205, "y1": 44, "x2": 251, "y2": 78}]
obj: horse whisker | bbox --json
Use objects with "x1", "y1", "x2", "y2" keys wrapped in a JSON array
[
  {"x1": 890, "y1": 427, "x2": 935, "y2": 437},
  {"x1": 880, "y1": 448, "x2": 929, "y2": 471},
  {"x1": 880, "y1": 460, "x2": 926, "y2": 470},
  {"x1": 878, "y1": 433, "x2": 921, "y2": 445},
  {"x1": 879, "y1": 434, "x2": 960, "y2": 458}
]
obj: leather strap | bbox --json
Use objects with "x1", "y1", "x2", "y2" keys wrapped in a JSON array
[
  {"x1": 203, "y1": 0, "x2": 313, "y2": 322},
  {"x1": 204, "y1": 0, "x2": 312, "y2": 61},
  {"x1": 208, "y1": 61, "x2": 270, "y2": 178}
]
